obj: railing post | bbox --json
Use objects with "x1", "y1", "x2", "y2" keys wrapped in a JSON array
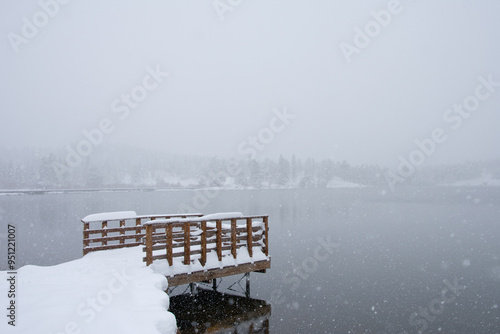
[
  {"x1": 119, "y1": 220, "x2": 125, "y2": 244},
  {"x1": 145, "y1": 224, "x2": 153, "y2": 266},
  {"x1": 166, "y1": 223, "x2": 173, "y2": 266},
  {"x1": 216, "y1": 220, "x2": 222, "y2": 261},
  {"x1": 231, "y1": 218, "x2": 237, "y2": 259},
  {"x1": 201, "y1": 221, "x2": 207, "y2": 266},
  {"x1": 102, "y1": 221, "x2": 108, "y2": 246},
  {"x1": 183, "y1": 222, "x2": 191, "y2": 265},
  {"x1": 264, "y1": 318, "x2": 270, "y2": 334},
  {"x1": 246, "y1": 218, "x2": 253, "y2": 257},
  {"x1": 135, "y1": 218, "x2": 141, "y2": 242},
  {"x1": 263, "y1": 216, "x2": 269, "y2": 256},
  {"x1": 83, "y1": 222, "x2": 89, "y2": 255}
]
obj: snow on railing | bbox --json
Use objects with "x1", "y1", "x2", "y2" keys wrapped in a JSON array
[
  {"x1": 142, "y1": 214, "x2": 269, "y2": 267},
  {"x1": 81, "y1": 212, "x2": 203, "y2": 255}
]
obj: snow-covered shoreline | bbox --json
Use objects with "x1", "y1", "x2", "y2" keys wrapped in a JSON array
[
  {"x1": 440, "y1": 173, "x2": 500, "y2": 187},
  {"x1": 0, "y1": 181, "x2": 366, "y2": 196},
  {"x1": 2, "y1": 177, "x2": 500, "y2": 197}
]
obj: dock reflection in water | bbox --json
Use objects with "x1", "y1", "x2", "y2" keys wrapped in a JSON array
[{"x1": 169, "y1": 287, "x2": 271, "y2": 334}]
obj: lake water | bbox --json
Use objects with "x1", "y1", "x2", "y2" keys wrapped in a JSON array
[{"x1": 1, "y1": 187, "x2": 499, "y2": 333}]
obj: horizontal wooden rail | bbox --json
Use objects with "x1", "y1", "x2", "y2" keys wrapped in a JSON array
[
  {"x1": 82, "y1": 213, "x2": 203, "y2": 255},
  {"x1": 144, "y1": 236, "x2": 264, "y2": 252},
  {"x1": 143, "y1": 215, "x2": 269, "y2": 227},
  {"x1": 142, "y1": 215, "x2": 269, "y2": 267}
]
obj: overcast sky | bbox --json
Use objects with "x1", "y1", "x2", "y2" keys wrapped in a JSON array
[{"x1": 1, "y1": 0, "x2": 499, "y2": 167}]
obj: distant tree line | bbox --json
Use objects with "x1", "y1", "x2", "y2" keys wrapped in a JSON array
[{"x1": 0, "y1": 145, "x2": 498, "y2": 190}]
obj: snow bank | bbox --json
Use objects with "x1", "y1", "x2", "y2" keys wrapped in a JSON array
[
  {"x1": 326, "y1": 177, "x2": 363, "y2": 188},
  {"x1": 444, "y1": 173, "x2": 500, "y2": 187},
  {"x1": 162, "y1": 175, "x2": 200, "y2": 187},
  {"x1": 82, "y1": 211, "x2": 137, "y2": 222},
  {"x1": 0, "y1": 247, "x2": 177, "y2": 334}
]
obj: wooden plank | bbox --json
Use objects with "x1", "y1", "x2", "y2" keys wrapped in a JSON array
[
  {"x1": 171, "y1": 245, "x2": 233, "y2": 259},
  {"x1": 201, "y1": 221, "x2": 207, "y2": 266},
  {"x1": 236, "y1": 226, "x2": 262, "y2": 234},
  {"x1": 86, "y1": 226, "x2": 145, "y2": 235},
  {"x1": 164, "y1": 235, "x2": 256, "y2": 248},
  {"x1": 221, "y1": 242, "x2": 261, "y2": 249},
  {"x1": 140, "y1": 235, "x2": 262, "y2": 257},
  {"x1": 143, "y1": 246, "x2": 235, "y2": 262},
  {"x1": 216, "y1": 220, "x2": 222, "y2": 261},
  {"x1": 246, "y1": 218, "x2": 253, "y2": 257},
  {"x1": 84, "y1": 242, "x2": 143, "y2": 253},
  {"x1": 102, "y1": 221, "x2": 108, "y2": 246},
  {"x1": 145, "y1": 244, "x2": 170, "y2": 252},
  {"x1": 183, "y1": 222, "x2": 190, "y2": 265},
  {"x1": 204, "y1": 229, "x2": 263, "y2": 238},
  {"x1": 145, "y1": 224, "x2": 153, "y2": 266},
  {"x1": 144, "y1": 254, "x2": 168, "y2": 262},
  {"x1": 83, "y1": 222, "x2": 90, "y2": 251},
  {"x1": 231, "y1": 219, "x2": 237, "y2": 259},
  {"x1": 166, "y1": 260, "x2": 271, "y2": 286},
  {"x1": 153, "y1": 233, "x2": 189, "y2": 242},
  {"x1": 135, "y1": 218, "x2": 142, "y2": 242},
  {"x1": 166, "y1": 224, "x2": 173, "y2": 266},
  {"x1": 153, "y1": 235, "x2": 169, "y2": 242},
  {"x1": 263, "y1": 216, "x2": 269, "y2": 256},
  {"x1": 145, "y1": 241, "x2": 232, "y2": 253},
  {"x1": 86, "y1": 234, "x2": 146, "y2": 243},
  {"x1": 119, "y1": 220, "x2": 126, "y2": 244}
]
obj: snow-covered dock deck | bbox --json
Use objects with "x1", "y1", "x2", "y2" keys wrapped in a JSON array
[
  {"x1": 0, "y1": 246, "x2": 178, "y2": 334},
  {"x1": 82, "y1": 212, "x2": 271, "y2": 287}
]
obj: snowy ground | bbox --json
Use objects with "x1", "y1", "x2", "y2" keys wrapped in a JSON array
[
  {"x1": 0, "y1": 247, "x2": 177, "y2": 334},
  {"x1": 326, "y1": 177, "x2": 363, "y2": 188},
  {"x1": 443, "y1": 173, "x2": 500, "y2": 187}
]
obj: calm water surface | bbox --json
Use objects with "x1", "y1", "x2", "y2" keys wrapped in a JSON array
[{"x1": 1, "y1": 187, "x2": 499, "y2": 333}]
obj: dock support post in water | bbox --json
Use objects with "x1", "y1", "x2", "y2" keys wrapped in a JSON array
[{"x1": 245, "y1": 273, "x2": 251, "y2": 298}]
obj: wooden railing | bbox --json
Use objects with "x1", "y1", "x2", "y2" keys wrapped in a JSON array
[
  {"x1": 82, "y1": 213, "x2": 203, "y2": 255},
  {"x1": 142, "y1": 216, "x2": 269, "y2": 266}
]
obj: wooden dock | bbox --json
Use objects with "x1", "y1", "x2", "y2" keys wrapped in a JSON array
[{"x1": 82, "y1": 212, "x2": 270, "y2": 287}]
